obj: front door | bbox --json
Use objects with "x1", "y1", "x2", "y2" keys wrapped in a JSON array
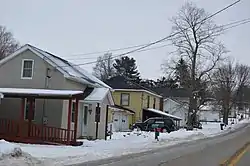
[
  {"x1": 121, "y1": 114, "x2": 129, "y2": 131},
  {"x1": 81, "y1": 104, "x2": 88, "y2": 136}
]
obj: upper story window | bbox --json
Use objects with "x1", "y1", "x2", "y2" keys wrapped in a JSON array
[
  {"x1": 120, "y1": 93, "x2": 130, "y2": 106},
  {"x1": 153, "y1": 98, "x2": 156, "y2": 109},
  {"x1": 21, "y1": 59, "x2": 34, "y2": 79},
  {"x1": 147, "y1": 96, "x2": 150, "y2": 108}
]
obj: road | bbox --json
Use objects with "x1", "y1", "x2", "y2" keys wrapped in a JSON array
[{"x1": 75, "y1": 124, "x2": 250, "y2": 166}]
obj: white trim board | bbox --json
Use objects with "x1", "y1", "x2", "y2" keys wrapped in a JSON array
[
  {"x1": 21, "y1": 59, "x2": 34, "y2": 80},
  {"x1": 114, "y1": 89, "x2": 162, "y2": 98}
]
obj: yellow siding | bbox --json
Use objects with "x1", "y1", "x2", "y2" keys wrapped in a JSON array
[
  {"x1": 107, "y1": 107, "x2": 133, "y2": 128},
  {"x1": 142, "y1": 92, "x2": 161, "y2": 110},
  {"x1": 111, "y1": 90, "x2": 163, "y2": 124},
  {"x1": 112, "y1": 91, "x2": 143, "y2": 122}
]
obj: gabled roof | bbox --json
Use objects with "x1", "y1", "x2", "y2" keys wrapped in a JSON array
[
  {"x1": 0, "y1": 44, "x2": 110, "y2": 89},
  {"x1": 152, "y1": 87, "x2": 191, "y2": 98},
  {"x1": 105, "y1": 76, "x2": 162, "y2": 98},
  {"x1": 110, "y1": 104, "x2": 135, "y2": 114},
  {"x1": 164, "y1": 97, "x2": 189, "y2": 109},
  {"x1": 145, "y1": 108, "x2": 182, "y2": 120},
  {"x1": 84, "y1": 87, "x2": 114, "y2": 105}
]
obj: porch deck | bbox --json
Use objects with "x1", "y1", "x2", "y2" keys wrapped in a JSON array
[
  {"x1": 0, "y1": 118, "x2": 74, "y2": 145},
  {"x1": 0, "y1": 88, "x2": 85, "y2": 145}
]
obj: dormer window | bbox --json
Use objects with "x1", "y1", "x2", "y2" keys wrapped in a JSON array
[{"x1": 21, "y1": 59, "x2": 34, "y2": 79}]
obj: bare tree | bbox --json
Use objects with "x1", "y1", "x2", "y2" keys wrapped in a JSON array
[
  {"x1": 212, "y1": 60, "x2": 237, "y2": 125},
  {"x1": 0, "y1": 26, "x2": 19, "y2": 60},
  {"x1": 235, "y1": 63, "x2": 250, "y2": 113},
  {"x1": 93, "y1": 53, "x2": 116, "y2": 81},
  {"x1": 163, "y1": 2, "x2": 227, "y2": 128}
]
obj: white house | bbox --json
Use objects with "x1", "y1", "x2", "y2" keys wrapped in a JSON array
[
  {"x1": 164, "y1": 98, "x2": 188, "y2": 127},
  {"x1": 198, "y1": 105, "x2": 220, "y2": 122}
]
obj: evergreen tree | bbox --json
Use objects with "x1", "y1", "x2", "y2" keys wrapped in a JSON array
[
  {"x1": 113, "y1": 56, "x2": 141, "y2": 83},
  {"x1": 174, "y1": 58, "x2": 191, "y2": 89}
]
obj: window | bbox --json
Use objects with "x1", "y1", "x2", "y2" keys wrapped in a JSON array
[
  {"x1": 120, "y1": 93, "x2": 130, "y2": 106},
  {"x1": 24, "y1": 98, "x2": 35, "y2": 120},
  {"x1": 21, "y1": 59, "x2": 34, "y2": 79},
  {"x1": 153, "y1": 98, "x2": 156, "y2": 109},
  {"x1": 71, "y1": 102, "x2": 76, "y2": 122},
  {"x1": 147, "y1": 96, "x2": 150, "y2": 108}
]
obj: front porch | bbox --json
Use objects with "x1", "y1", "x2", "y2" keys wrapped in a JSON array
[{"x1": 0, "y1": 88, "x2": 84, "y2": 145}]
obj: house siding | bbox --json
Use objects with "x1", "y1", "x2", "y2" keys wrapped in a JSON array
[
  {"x1": 112, "y1": 91, "x2": 143, "y2": 122},
  {"x1": 112, "y1": 90, "x2": 162, "y2": 123},
  {"x1": 141, "y1": 91, "x2": 161, "y2": 110},
  {"x1": 164, "y1": 99, "x2": 188, "y2": 126},
  {"x1": 0, "y1": 50, "x2": 87, "y2": 129}
]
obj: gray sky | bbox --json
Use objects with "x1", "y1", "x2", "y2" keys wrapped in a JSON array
[{"x1": 1, "y1": 0, "x2": 250, "y2": 79}]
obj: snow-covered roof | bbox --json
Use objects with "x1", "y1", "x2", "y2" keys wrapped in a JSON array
[
  {"x1": 146, "y1": 108, "x2": 182, "y2": 120},
  {"x1": 0, "y1": 88, "x2": 83, "y2": 97},
  {"x1": 0, "y1": 44, "x2": 111, "y2": 89},
  {"x1": 84, "y1": 88, "x2": 114, "y2": 105},
  {"x1": 199, "y1": 105, "x2": 213, "y2": 111}
]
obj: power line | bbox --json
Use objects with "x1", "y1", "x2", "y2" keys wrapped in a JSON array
[
  {"x1": 65, "y1": 17, "x2": 250, "y2": 61},
  {"x1": 65, "y1": 43, "x2": 173, "y2": 60},
  {"x1": 63, "y1": 18, "x2": 249, "y2": 64},
  {"x1": 56, "y1": 0, "x2": 242, "y2": 67},
  {"x1": 63, "y1": 42, "x2": 156, "y2": 57},
  {"x1": 61, "y1": 0, "x2": 241, "y2": 59}
]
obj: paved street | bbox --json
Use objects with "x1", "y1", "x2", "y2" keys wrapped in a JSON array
[
  {"x1": 75, "y1": 124, "x2": 250, "y2": 166},
  {"x1": 235, "y1": 145, "x2": 250, "y2": 166}
]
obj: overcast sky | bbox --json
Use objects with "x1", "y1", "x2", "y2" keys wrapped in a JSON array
[{"x1": 1, "y1": 0, "x2": 250, "y2": 79}]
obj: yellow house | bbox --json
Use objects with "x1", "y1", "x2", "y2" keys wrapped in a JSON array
[{"x1": 105, "y1": 76, "x2": 163, "y2": 131}]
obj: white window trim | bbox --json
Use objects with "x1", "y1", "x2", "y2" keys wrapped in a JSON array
[
  {"x1": 21, "y1": 59, "x2": 34, "y2": 79},
  {"x1": 121, "y1": 93, "x2": 130, "y2": 106},
  {"x1": 24, "y1": 98, "x2": 36, "y2": 121}
]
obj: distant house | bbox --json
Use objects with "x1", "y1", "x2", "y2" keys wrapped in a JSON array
[
  {"x1": 164, "y1": 97, "x2": 188, "y2": 127},
  {"x1": 0, "y1": 44, "x2": 114, "y2": 144},
  {"x1": 104, "y1": 76, "x2": 168, "y2": 131},
  {"x1": 198, "y1": 105, "x2": 220, "y2": 122}
]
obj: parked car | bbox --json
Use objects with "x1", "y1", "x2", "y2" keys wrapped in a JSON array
[{"x1": 132, "y1": 117, "x2": 176, "y2": 133}]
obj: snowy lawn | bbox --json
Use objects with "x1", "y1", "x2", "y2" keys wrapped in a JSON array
[{"x1": 1, "y1": 118, "x2": 249, "y2": 166}]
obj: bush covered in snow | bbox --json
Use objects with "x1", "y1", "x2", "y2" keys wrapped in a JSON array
[{"x1": 0, "y1": 139, "x2": 23, "y2": 159}]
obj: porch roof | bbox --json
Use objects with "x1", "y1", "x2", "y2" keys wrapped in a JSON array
[
  {"x1": 109, "y1": 104, "x2": 135, "y2": 114},
  {"x1": 0, "y1": 88, "x2": 84, "y2": 99},
  {"x1": 145, "y1": 108, "x2": 182, "y2": 120},
  {"x1": 84, "y1": 87, "x2": 115, "y2": 105}
]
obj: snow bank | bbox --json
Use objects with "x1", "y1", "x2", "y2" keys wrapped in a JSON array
[
  {"x1": 0, "y1": 139, "x2": 22, "y2": 159},
  {"x1": 17, "y1": 119, "x2": 250, "y2": 166},
  {"x1": 0, "y1": 139, "x2": 52, "y2": 166}
]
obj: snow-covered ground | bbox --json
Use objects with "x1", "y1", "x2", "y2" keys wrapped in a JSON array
[{"x1": 0, "y1": 118, "x2": 249, "y2": 166}]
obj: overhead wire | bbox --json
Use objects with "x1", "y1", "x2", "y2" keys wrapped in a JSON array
[
  {"x1": 54, "y1": 0, "x2": 243, "y2": 67},
  {"x1": 63, "y1": 18, "x2": 250, "y2": 64},
  {"x1": 64, "y1": 17, "x2": 250, "y2": 61}
]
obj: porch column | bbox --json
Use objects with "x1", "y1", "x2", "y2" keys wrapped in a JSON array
[
  {"x1": 73, "y1": 98, "x2": 79, "y2": 142},
  {"x1": 20, "y1": 98, "x2": 25, "y2": 120},
  {"x1": 67, "y1": 99, "x2": 72, "y2": 144}
]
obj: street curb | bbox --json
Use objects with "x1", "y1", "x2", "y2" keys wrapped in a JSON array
[{"x1": 71, "y1": 123, "x2": 249, "y2": 166}]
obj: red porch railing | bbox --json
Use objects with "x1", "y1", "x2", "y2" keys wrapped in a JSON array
[{"x1": 0, "y1": 118, "x2": 74, "y2": 145}]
